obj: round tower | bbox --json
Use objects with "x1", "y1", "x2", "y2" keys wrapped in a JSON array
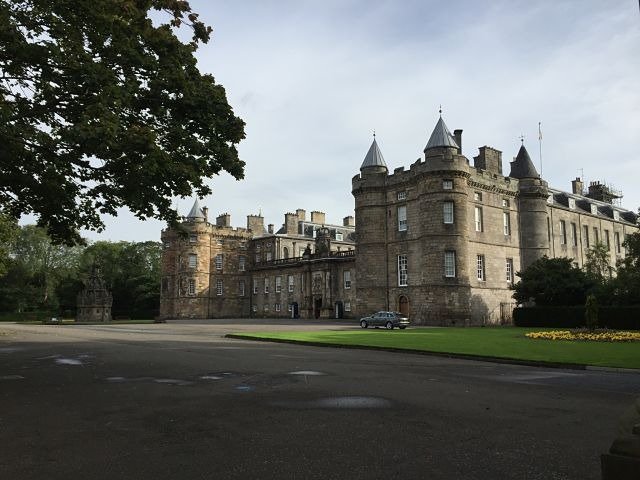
[
  {"x1": 509, "y1": 145, "x2": 550, "y2": 270},
  {"x1": 419, "y1": 115, "x2": 472, "y2": 323},
  {"x1": 352, "y1": 135, "x2": 389, "y2": 313}
]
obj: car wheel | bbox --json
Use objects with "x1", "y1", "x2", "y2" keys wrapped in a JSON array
[
  {"x1": 360, "y1": 320, "x2": 368, "y2": 329},
  {"x1": 385, "y1": 321, "x2": 393, "y2": 330}
]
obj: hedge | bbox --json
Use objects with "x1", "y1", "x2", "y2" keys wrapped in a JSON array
[{"x1": 513, "y1": 306, "x2": 640, "y2": 330}]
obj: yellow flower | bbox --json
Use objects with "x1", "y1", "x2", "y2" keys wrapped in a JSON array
[{"x1": 525, "y1": 330, "x2": 640, "y2": 342}]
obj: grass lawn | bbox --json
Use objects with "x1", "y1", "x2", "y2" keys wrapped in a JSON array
[{"x1": 229, "y1": 327, "x2": 640, "y2": 369}]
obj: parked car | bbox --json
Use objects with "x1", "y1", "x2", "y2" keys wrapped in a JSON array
[{"x1": 359, "y1": 311, "x2": 409, "y2": 330}]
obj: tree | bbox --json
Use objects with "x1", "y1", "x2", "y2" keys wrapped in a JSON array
[
  {"x1": 0, "y1": 211, "x2": 18, "y2": 276},
  {"x1": 512, "y1": 256, "x2": 593, "y2": 306},
  {"x1": 612, "y1": 232, "x2": 640, "y2": 305},
  {"x1": 584, "y1": 242, "x2": 611, "y2": 282},
  {"x1": 1, "y1": 1, "x2": 245, "y2": 244},
  {"x1": 0, "y1": 224, "x2": 82, "y2": 311}
]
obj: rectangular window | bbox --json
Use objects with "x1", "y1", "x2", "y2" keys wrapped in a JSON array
[
  {"x1": 275, "y1": 276, "x2": 282, "y2": 293},
  {"x1": 477, "y1": 254, "x2": 485, "y2": 281},
  {"x1": 188, "y1": 254, "x2": 197, "y2": 269},
  {"x1": 443, "y1": 179, "x2": 453, "y2": 190},
  {"x1": 344, "y1": 270, "x2": 351, "y2": 289},
  {"x1": 188, "y1": 278, "x2": 196, "y2": 295},
  {"x1": 266, "y1": 251, "x2": 273, "y2": 262},
  {"x1": 239, "y1": 255, "x2": 246, "y2": 271},
  {"x1": 264, "y1": 278, "x2": 269, "y2": 294},
  {"x1": 252, "y1": 305, "x2": 257, "y2": 313},
  {"x1": 216, "y1": 279, "x2": 223, "y2": 296},
  {"x1": 605, "y1": 230, "x2": 610, "y2": 250},
  {"x1": 398, "y1": 206, "x2": 407, "y2": 232},
  {"x1": 571, "y1": 223, "x2": 578, "y2": 246},
  {"x1": 189, "y1": 234, "x2": 197, "y2": 243},
  {"x1": 215, "y1": 254, "x2": 223, "y2": 270},
  {"x1": 275, "y1": 303, "x2": 281, "y2": 312},
  {"x1": 568, "y1": 198, "x2": 576, "y2": 209},
  {"x1": 443, "y1": 201, "x2": 454, "y2": 224},
  {"x1": 240, "y1": 241, "x2": 246, "y2": 249},
  {"x1": 216, "y1": 238, "x2": 223, "y2": 246},
  {"x1": 255, "y1": 254, "x2": 260, "y2": 264},
  {"x1": 344, "y1": 301, "x2": 351, "y2": 312},
  {"x1": 591, "y1": 204, "x2": 598, "y2": 215},
  {"x1": 253, "y1": 279, "x2": 258, "y2": 295},
  {"x1": 502, "y1": 199, "x2": 510, "y2": 208},
  {"x1": 397, "y1": 191, "x2": 407, "y2": 201},
  {"x1": 335, "y1": 232, "x2": 343, "y2": 241},
  {"x1": 288, "y1": 275, "x2": 294, "y2": 292},
  {"x1": 506, "y1": 258, "x2": 514, "y2": 284},
  {"x1": 594, "y1": 227, "x2": 599, "y2": 244},
  {"x1": 474, "y1": 206, "x2": 483, "y2": 232},
  {"x1": 503, "y1": 212, "x2": 511, "y2": 236},
  {"x1": 444, "y1": 251, "x2": 456, "y2": 278},
  {"x1": 583, "y1": 225, "x2": 590, "y2": 247},
  {"x1": 239, "y1": 280, "x2": 245, "y2": 297},
  {"x1": 559, "y1": 220, "x2": 567, "y2": 245},
  {"x1": 474, "y1": 191, "x2": 482, "y2": 202},
  {"x1": 397, "y1": 255, "x2": 408, "y2": 286},
  {"x1": 615, "y1": 232, "x2": 621, "y2": 254}
]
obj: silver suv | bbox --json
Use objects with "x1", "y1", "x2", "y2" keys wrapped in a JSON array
[{"x1": 359, "y1": 311, "x2": 409, "y2": 330}]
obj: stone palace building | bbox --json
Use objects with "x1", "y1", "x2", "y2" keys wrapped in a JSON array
[{"x1": 159, "y1": 115, "x2": 638, "y2": 324}]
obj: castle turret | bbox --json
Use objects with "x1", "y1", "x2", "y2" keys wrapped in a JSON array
[
  {"x1": 353, "y1": 135, "x2": 389, "y2": 313},
  {"x1": 510, "y1": 144, "x2": 550, "y2": 269}
]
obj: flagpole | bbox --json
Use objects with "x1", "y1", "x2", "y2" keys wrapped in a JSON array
[{"x1": 538, "y1": 122, "x2": 543, "y2": 176}]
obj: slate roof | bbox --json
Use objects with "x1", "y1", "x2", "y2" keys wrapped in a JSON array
[
  {"x1": 360, "y1": 137, "x2": 387, "y2": 169},
  {"x1": 424, "y1": 116, "x2": 459, "y2": 150},
  {"x1": 186, "y1": 198, "x2": 205, "y2": 219},
  {"x1": 509, "y1": 145, "x2": 540, "y2": 179}
]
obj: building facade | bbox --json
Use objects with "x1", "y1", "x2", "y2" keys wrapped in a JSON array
[{"x1": 160, "y1": 116, "x2": 638, "y2": 324}]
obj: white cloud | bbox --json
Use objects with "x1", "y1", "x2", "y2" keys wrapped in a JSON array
[{"x1": 76, "y1": 0, "x2": 639, "y2": 241}]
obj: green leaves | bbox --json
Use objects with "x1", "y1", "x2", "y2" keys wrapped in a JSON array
[{"x1": 0, "y1": 0, "x2": 245, "y2": 244}]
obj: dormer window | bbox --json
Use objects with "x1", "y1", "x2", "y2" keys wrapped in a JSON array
[
  {"x1": 547, "y1": 194, "x2": 554, "y2": 204},
  {"x1": 336, "y1": 232, "x2": 343, "y2": 241},
  {"x1": 613, "y1": 210, "x2": 620, "y2": 221},
  {"x1": 590, "y1": 204, "x2": 598, "y2": 215},
  {"x1": 568, "y1": 198, "x2": 576, "y2": 209}
]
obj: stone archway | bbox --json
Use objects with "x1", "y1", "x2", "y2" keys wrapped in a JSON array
[{"x1": 398, "y1": 295, "x2": 409, "y2": 317}]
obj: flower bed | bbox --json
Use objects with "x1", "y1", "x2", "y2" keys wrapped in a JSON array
[{"x1": 526, "y1": 330, "x2": 640, "y2": 342}]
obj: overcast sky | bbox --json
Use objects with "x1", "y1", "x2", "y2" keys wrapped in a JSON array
[{"x1": 82, "y1": 0, "x2": 640, "y2": 242}]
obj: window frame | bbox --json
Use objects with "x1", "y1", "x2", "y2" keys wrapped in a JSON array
[
  {"x1": 444, "y1": 251, "x2": 456, "y2": 278},
  {"x1": 476, "y1": 254, "x2": 485, "y2": 281},
  {"x1": 397, "y1": 255, "x2": 408, "y2": 287},
  {"x1": 397, "y1": 205, "x2": 407, "y2": 232},
  {"x1": 443, "y1": 200, "x2": 454, "y2": 224}
]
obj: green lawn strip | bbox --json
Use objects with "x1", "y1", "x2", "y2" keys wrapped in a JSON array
[{"x1": 229, "y1": 327, "x2": 640, "y2": 369}]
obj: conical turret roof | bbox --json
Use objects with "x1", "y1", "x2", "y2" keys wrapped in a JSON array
[
  {"x1": 360, "y1": 137, "x2": 387, "y2": 170},
  {"x1": 424, "y1": 116, "x2": 459, "y2": 151},
  {"x1": 509, "y1": 145, "x2": 539, "y2": 179},
  {"x1": 186, "y1": 198, "x2": 205, "y2": 219}
]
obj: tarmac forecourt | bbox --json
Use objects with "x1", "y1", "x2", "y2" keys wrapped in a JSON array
[{"x1": 227, "y1": 327, "x2": 640, "y2": 371}]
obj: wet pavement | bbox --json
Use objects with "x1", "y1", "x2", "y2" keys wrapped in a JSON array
[{"x1": 1, "y1": 320, "x2": 639, "y2": 479}]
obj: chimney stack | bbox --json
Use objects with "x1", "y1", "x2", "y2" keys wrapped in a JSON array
[
  {"x1": 311, "y1": 211, "x2": 326, "y2": 224},
  {"x1": 284, "y1": 213, "x2": 298, "y2": 235},
  {"x1": 571, "y1": 177, "x2": 584, "y2": 195},
  {"x1": 215, "y1": 213, "x2": 230, "y2": 227},
  {"x1": 453, "y1": 129, "x2": 463, "y2": 154},
  {"x1": 343, "y1": 216, "x2": 355, "y2": 227},
  {"x1": 296, "y1": 209, "x2": 306, "y2": 221}
]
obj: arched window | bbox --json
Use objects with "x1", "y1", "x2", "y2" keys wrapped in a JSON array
[{"x1": 283, "y1": 247, "x2": 289, "y2": 259}]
